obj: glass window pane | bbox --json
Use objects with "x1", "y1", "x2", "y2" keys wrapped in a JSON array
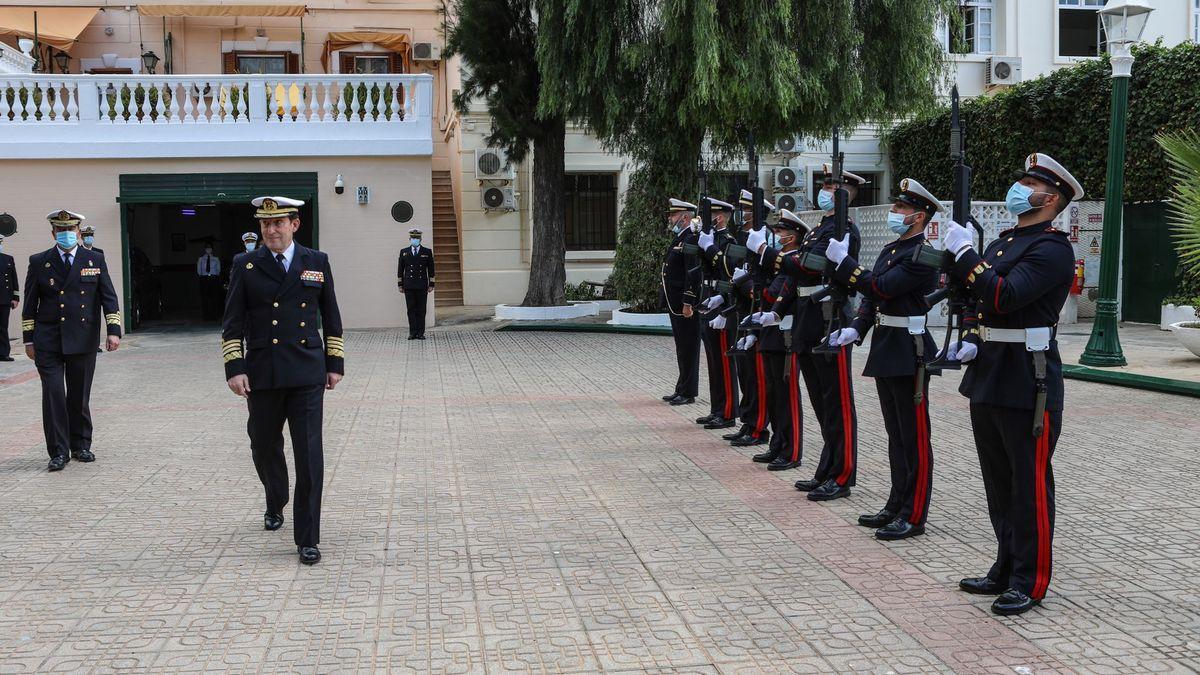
[
  {"x1": 354, "y1": 56, "x2": 390, "y2": 74},
  {"x1": 237, "y1": 55, "x2": 286, "y2": 74},
  {"x1": 1059, "y1": 9, "x2": 1101, "y2": 56}
]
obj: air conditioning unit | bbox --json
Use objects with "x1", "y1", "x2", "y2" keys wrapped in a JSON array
[
  {"x1": 475, "y1": 148, "x2": 515, "y2": 180},
  {"x1": 412, "y1": 42, "x2": 443, "y2": 62},
  {"x1": 481, "y1": 185, "x2": 517, "y2": 212},
  {"x1": 773, "y1": 192, "x2": 805, "y2": 212},
  {"x1": 773, "y1": 166, "x2": 799, "y2": 190},
  {"x1": 774, "y1": 136, "x2": 804, "y2": 155},
  {"x1": 985, "y1": 56, "x2": 1022, "y2": 87}
]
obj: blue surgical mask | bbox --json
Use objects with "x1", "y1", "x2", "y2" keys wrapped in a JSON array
[
  {"x1": 410, "y1": 238, "x2": 421, "y2": 248},
  {"x1": 1005, "y1": 182, "x2": 1036, "y2": 216},
  {"x1": 245, "y1": 242, "x2": 256, "y2": 251},
  {"x1": 671, "y1": 223, "x2": 682, "y2": 235},
  {"x1": 887, "y1": 211, "x2": 910, "y2": 235},
  {"x1": 817, "y1": 189, "x2": 835, "y2": 212},
  {"x1": 83, "y1": 235, "x2": 95, "y2": 246},
  {"x1": 55, "y1": 231, "x2": 77, "y2": 249}
]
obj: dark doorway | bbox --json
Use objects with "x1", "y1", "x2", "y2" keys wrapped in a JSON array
[{"x1": 1121, "y1": 202, "x2": 1177, "y2": 324}]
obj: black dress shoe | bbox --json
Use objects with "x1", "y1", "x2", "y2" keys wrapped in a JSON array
[
  {"x1": 695, "y1": 413, "x2": 716, "y2": 424},
  {"x1": 794, "y1": 478, "x2": 821, "y2": 492},
  {"x1": 807, "y1": 479, "x2": 851, "y2": 502},
  {"x1": 407, "y1": 335, "x2": 417, "y2": 340},
  {"x1": 958, "y1": 576, "x2": 1006, "y2": 595},
  {"x1": 298, "y1": 546, "x2": 321, "y2": 565},
  {"x1": 722, "y1": 426, "x2": 750, "y2": 441},
  {"x1": 857, "y1": 509, "x2": 897, "y2": 528},
  {"x1": 669, "y1": 396, "x2": 695, "y2": 406},
  {"x1": 264, "y1": 512, "x2": 284, "y2": 531},
  {"x1": 0, "y1": 356, "x2": 14, "y2": 362},
  {"x1": 731, "y1": 434, "x2": 766, "y2": 447},
  {"x1": 991, "y1": 589, "x2": 1040, "y2": 616},
  {"x1": 752, "y1": 450, "x2": 779, "y2": 463},
  {"x1": 663, "y1": 393, "x2": 680, "y2": 402},
  {"x1": 767, "y1": 458, "x2": 801, "y2": 471},
  {"x1": 703, "y1": 417, "x2": 736, "y2": 430},
  {"x1": 47, "y1": 455, "x2": 69, "y2": 472},
  {"x1": 417, "y1": 335, "x2": 426, "y2": 340},
  {"x1": 70, "y1": 449, "x2": 95, "y2": 462},
  {"x1": 875, "y1": 519, "x2": 925, "y2": 541}
]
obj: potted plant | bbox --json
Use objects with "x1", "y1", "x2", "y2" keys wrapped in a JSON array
[{"x1": 1158, "y1": 130, "x2": 1200, "y2": 356}]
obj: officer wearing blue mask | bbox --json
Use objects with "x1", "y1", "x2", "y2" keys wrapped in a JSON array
[
  {"x1": 824, "y1": 178, "x2": 942, "y2": 541},
  {"x1": 241, "y1": 231, "x2": 259, "y2": 253},
  {"x1": 22, "y1": 209, "x2": 122, "y2": 472},
  {"x1": 0, "y1": 233, "x2": 18, "y2": 362},
  {"x1": 79, "y1": 225, "x2": 103, "y2": 255},
  {"x1": 939, "y1": 152, "x2": 1082, "y2": 616},
  {"x1": 660, "y1": 198, "x2": 702, "y2": 406},
  {"x1": 397, "y1": 228, "x2": 435, "y2": 340}
]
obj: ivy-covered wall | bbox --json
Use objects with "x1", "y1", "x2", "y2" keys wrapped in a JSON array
[{"x1": 886, "y1": 42, "x2": 1200, "y2": 203}]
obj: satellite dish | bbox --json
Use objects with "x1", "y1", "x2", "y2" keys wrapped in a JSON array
[{"x1": 0, "y1": 213, "x2": 16, "y2": 237}]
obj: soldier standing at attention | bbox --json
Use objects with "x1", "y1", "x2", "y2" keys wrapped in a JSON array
[
  {"x1": 940, "y1": 153, "x2": 1081, "y2": 616},
  {"x1": 694, "y1": 198, "x2": 740, "y2": 430},
  {"x1": 197, "y1": 241, "x2": 223, "y2": 321},
  {"x1": 22, "y1": 210, "x2": 122, "y2": 471},
  {"x1": 0, "y1": 233, "x2": 18, "y2": 361},
  {"x1": 398, "y1": 228, "x2": 435, "y2": 340},
  {"x1": 660, "y1": 198, "x2": 701, "y2": 406},
  {"x1": 823, "y1": 179, "x2": 942, "y2": 540},
  {"x1": 222, "y1": 196, "x2": 344, "y2": 566}
]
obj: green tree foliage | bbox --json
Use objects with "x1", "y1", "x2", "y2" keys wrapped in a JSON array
[
  {"x1": 887, "y1": 42, "x2": 1200, "y2": 203},
  {"x1": 443, "y1": 0, "x2": 567, "y2": 306},
  {"x1": 1158, "y1": 130, "x2": 1200, "y2": 286},
  {"x1": 536, "y1": 0, "x2": 954, "y2": 310}
]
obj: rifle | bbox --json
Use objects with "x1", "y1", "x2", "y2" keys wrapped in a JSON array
[
  {"x1": 910, "y1": 85, "x2": 985, "y2": 371},
  {"x1": 683, "y1": 197, "x2": 714, "y2": 311},
  {"x1": 728, "y1": 185, "x2": 766, "y2": 355},
  {"x1": 812, "y1": 127, "x2": 850, "y2": 355}
]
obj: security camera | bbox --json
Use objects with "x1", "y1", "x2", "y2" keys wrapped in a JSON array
[{"x1": 334, "y1": 174, "x2": 345, "y2": 195}]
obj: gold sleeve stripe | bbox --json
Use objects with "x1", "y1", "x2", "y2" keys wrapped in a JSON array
[
  {"x1": 221, "y1": 338, "x2": 244, "y2": 361},
  {"x1": 22, "y1": 319, "x2": 35, "y2": 331},
  {"x1": 223, "y1": 350, "x2": 243, "y2": 363},
  {"x1": 326, "y1": 335, "x2": 345, "y2": 358},
  {"x1": 105, "y1": 313, "x2": 121, "y2": 325}
]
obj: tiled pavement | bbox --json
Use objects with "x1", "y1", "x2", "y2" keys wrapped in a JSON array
[{"x1": 0, "y1": 328, "x2": 1198, "y2": 673}]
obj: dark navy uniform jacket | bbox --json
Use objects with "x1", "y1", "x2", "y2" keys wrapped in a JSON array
[
  {"x1": 398, "y1": 245, "x2": 435, "y2": 290},
  {"x1": 223, "y1": 244, "x2": 344, "y2": 390},
  {"x1": 757, "y1": 263, "x2": 795, "y2": 353},
  {"x1": 660, "y1": 228, "x2": 700, "y2": 315},
  {"x1": 1, "y1": 252, "x2": 18, "y2": 303},
  {"x1": 22, "y1": 247, "x2": 121, "y2": 354},
  {"x1": 763, "y1": 214, "x2": 862, "y2": 349},
  {"x1": 700, "y1": 228, "x2": 739, "y2": 285},
  {"x1": 953, "y1": 221, "x2": 1074, "y2": 411},
  {"x1": 836, "y1": 233, "x2": 939, "y2": 378}
]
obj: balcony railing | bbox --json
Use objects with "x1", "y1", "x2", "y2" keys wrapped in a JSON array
[{"x1": 0, "y1": 73, "x2": 433, "y2": 158}]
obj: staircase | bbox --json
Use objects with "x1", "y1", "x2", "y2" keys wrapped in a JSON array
[{"x1": 431, "y1": 170, "x2": 463, "y2": 307}]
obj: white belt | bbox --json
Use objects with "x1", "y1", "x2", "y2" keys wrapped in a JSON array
[
  {"x1": 796, "y1": 285, "x2": 829, "y2": 301},
  {"x1": 980, "y1": 326, "x2": 1054, "y2": 351},
  {"x1": 876, "y1": 314, "x2": 927, "y2": 335}
]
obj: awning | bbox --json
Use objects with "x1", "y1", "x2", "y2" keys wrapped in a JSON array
[
  {"x1": 137, "y1": 4, "x2": 307, "y2": 18},
  {"x1": 0, "y1": 6, "x2": 98, "y2": 52},
  {"x1": 321, "y1": 31, "x2": 411, "y2": 73}
]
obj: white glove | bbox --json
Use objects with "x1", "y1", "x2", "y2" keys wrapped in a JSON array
[
  {"x1": 955, "y1": 341, "x2": 978, "y2": 362},
  {"x1": 739, "y1": 335, "x2": 757, "y2": 350},
  {"x1": 758, "y1": 311, "x2": 781, "y2": 328},
  {"x1": 708, "y1": 315, "x2": 727, "y2": 330},
  {"x1": 731, "y1": 265, "x2": 749, "y2": 282},
  {"x1": 746, "y1": 227, "x2": 767, "y2": 255},
  {"x1": 703, "y1": 295, "x2": 724, "y2": 311},
  {"x1": 697, "y1": 229, "x2": 715, "y2": 251},
  {"x1": 689, "y1": 217, "x2": 701, "y2": 234},
  {"x1": 825, "y1": 233, "x2": 851, "y2": 266},
  {"x1": 828, "y1": 327, "x2": 860, "y2": 347},
  {"x1": 942, "y1": 219, "x2": 974, "y2": 258}
]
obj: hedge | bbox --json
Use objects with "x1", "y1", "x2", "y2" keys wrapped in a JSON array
[{"x1": 885, "y1": 42, "x2": 1200, "y2": 203}]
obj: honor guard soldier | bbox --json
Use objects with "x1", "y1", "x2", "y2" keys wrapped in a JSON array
[
  {"x1": 197, "y1": 240, "x2": 223, "y2": 321},
  {"x1": 80, "y1": 225, "x2": 102, "y2": 254},
  {"x1": 694, "y1": 197, "x2": 740, "y2": 430},
  {"x1": 660, "y1": 198, "x2": 701, "y2": 406},
  {"x1": 1, "y1": 234, "x2": 18, "y2": 361},
  {"x1": 750, "y1": 169, "x2": 865, "y2": 501},
  {"x1": 22, "y1": 210, "x2": 121, "y2": 471},
  {"x1": 398, "y1": 228, "x2": 435, "y2": 340},
  {"x1": 824, "y1": 179, "x2": 941, "y2": 540},
  {"x1": 222, "y1": 196, "x2": 344, "y2": 566},
  {"x1": 940, "y1": 153, "x2": 1081, "y2": 615},
  {"x1": 241, "y1": 231, "x2": 260, "y2": 253}
]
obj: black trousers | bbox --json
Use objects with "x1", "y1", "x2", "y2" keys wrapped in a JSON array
[
  {"x1": 796, "y1": 345, "x2": 857, "y2": 487},
  {"x1": 736, "y1": 348, "x2": 769, "y2": 438},
  {"x1": 668, "y1": 312, "x2": 700, "y2": 398},
  {"x1": 970, "y1": 403, "x2": 1061, "y2": 600},
  {"x1": 0, "y1": 304, "x2": 10, "y2": 358},
  {"x1": 875, "y1": 375, "x2": 933, "y2": 526},
  {"x1": 35, "y1": 349, "x2": 96, "y2": 457},
  {"x1": 404, "y1": 288, "x2": 428, "y2": 337},
  {"x1": 199, "y1": 276, "x2": 222, "y2": 320},
  {"x1": 247, "y1": 384, "x2": 326, "y2": 548},
  {"x1": 701, "y1": 321, "x2": 738, "y2": 419},
  {"x1": 764, "y1": 351, "x2": 802, "y2": 463}
]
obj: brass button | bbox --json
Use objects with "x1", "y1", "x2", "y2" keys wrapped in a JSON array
[
  {"x1": 61, "y1": 317, "x2": 65, "y2": 322},
  {"x1": 272, "y1": 338, "x2": 279, "y2": 344},
  {"x1": 81, "y1": 305, "x2": 85, "y2": 309},
  {"x1": 1007, "y1": 237, "x2": 1014, "y2": 242},
  {"x1": 996, "y1": 250, "x2": 1004, "y2": 257},
  {"x1": 890, "y1": 249, "x2": 896, "y2": 254},
  {"x1": 299, "y1": 338, "x2": 306, "y2": 345},
  {"x1": 80, "y1": 291, "x2": 85, "y2": 295},
  {"x1": 300, "y1": 302, "x2": 307, "y2": 308},
  {"x1": 60, "y1": 303, "x2": 64, "y2": 308},
  {"x1": 59, "y1": 291, "x2": 64, "y2": 296},
  {"x1": 273, "y1": 302, "x2": 279, "y2": 308},
  {"x1": 299, "y1": 322, "x2": 305, "y2": 327},
  {"x1": 272, "y1": 320, "x2": 278, "y2": 326},
  {"x1": 81, "y1": 318, "x2": 85, "y2": 322}
]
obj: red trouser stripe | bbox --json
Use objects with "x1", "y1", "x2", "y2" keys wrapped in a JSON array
[
  {"x1": 910, "y1": 389, "x2": 930, "y2": 525},
  {"x1": 835, "y1": 347, "x2": 855, "y2": 485},
  {"x1": 993, "y1": 278, "x2": 1004, "y2": 312},
  {"x1": 789, "y1": 353, "x2": 801, "y2": 462},
  {"x1": 1032, "y1": 412, "x2": 1052, "y2": 599},
  {"x1": 719, "y1": 330, "x2": 733, "y2": 418},
  {"x1": 753, "y1": 351, "x2": 768, "y2": 437}
]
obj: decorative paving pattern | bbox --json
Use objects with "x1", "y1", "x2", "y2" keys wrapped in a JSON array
[{"x1": 0, "y1": 328, "x2": 1198, "y2": 673}]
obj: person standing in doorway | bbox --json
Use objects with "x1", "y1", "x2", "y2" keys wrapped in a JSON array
[
  {"x1": 0, "y1": 233, "x2": 18, "y2": 361},
  {"x1": 197, "y1": 242, "x2": 222, "y2": 321},
  {"x1": 397, "y1": 228, "x2": 435, "y2": 340}
]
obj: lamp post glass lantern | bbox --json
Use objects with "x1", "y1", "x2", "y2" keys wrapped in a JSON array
[
  {"x1": 141, "y1": 50, "x2": 160, "y2": 74},
  {"x1": 1079, "y1": 0, "x2": 1154, "y2": 367},
  {"x1": 52, "y1": 50, "x2": 69, "y2": 74}
]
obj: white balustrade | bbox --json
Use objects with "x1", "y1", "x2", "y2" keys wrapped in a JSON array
[{"x1": 0, "y1": 73, "x2": 433, "y2": 158}]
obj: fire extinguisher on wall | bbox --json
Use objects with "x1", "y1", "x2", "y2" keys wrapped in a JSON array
[{"x1": 1071, "y1": 259, "x2": 1085, "y2": 295}]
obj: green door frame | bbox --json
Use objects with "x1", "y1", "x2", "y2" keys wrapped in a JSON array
[{"x1": 116, "y1": 172, "x2": 319, "y2": 331}]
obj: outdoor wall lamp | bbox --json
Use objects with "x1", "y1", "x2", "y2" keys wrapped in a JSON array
[
  {"x1": 141, "y1": 50, "x2": 160, "y2": 74},
  {"x1": 52, "y1": 50, "x2": 70, "y2": 74}
]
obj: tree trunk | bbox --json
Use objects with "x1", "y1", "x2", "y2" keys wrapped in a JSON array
[{"x1": 521, "y1": 119, "x2": 567, "y2": 307}]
